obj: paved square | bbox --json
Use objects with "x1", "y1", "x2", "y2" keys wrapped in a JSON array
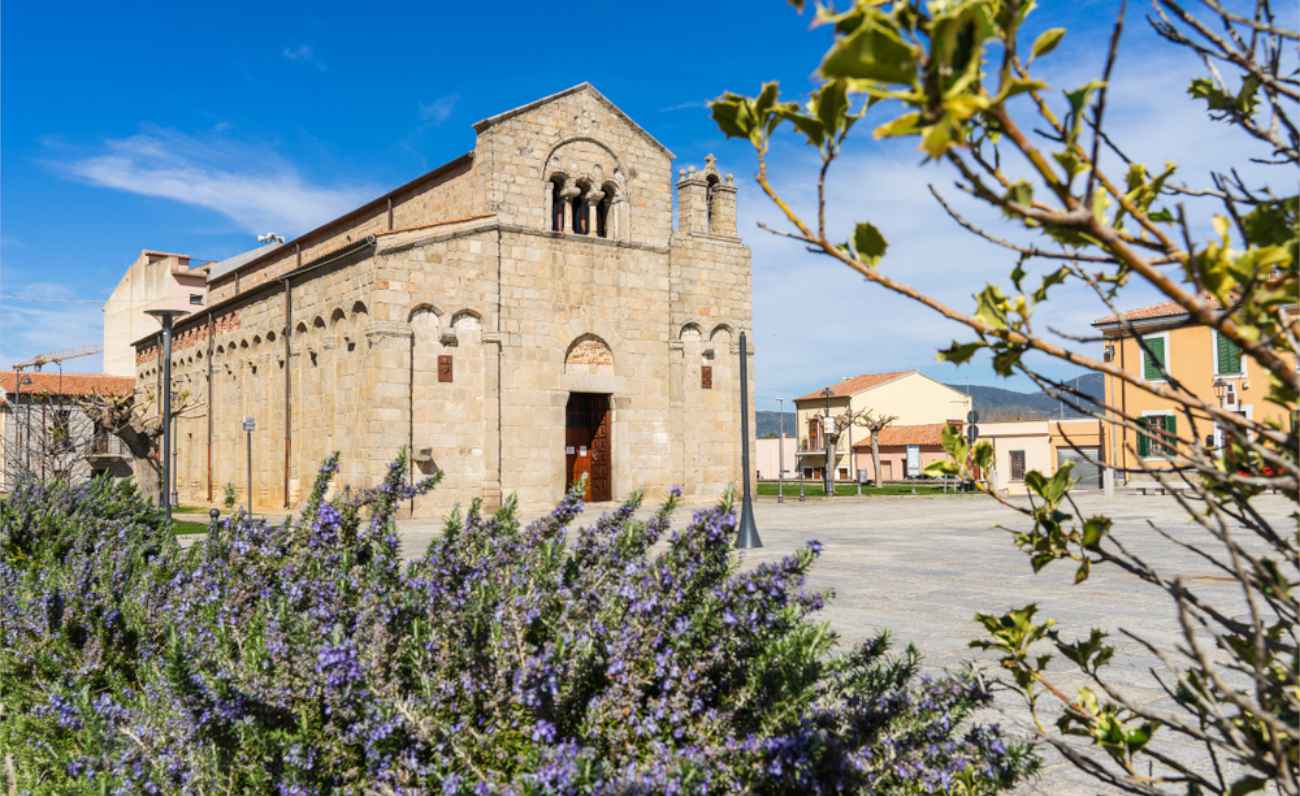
[{"x1": 398, "y1": 490, "x2": 1291, "y2": 793}]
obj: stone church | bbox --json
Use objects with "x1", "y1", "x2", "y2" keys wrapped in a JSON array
[{"x1": 133, "y1": 84, "x2": 753, "y2": 516}]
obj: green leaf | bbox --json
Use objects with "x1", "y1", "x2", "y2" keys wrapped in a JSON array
[
  {"x1": 873, "y1": 111, "x2": 925, "y2": 140},
  {"x1": 853, "y1": 222, "x2": 889, "y2": 264},
  {"x1": 1028, "y1": 27, "x2": 1066, "y2": 62},
  {"x1": 938, "y1": 340, "x2": 984, "y2": 365},
  {"x1": 1229, "y1": 776, "x2": 1269, "y2": 796},
  {"x1": 820, "y1": 18, "x2": 918, "y2": 85},
  {"x1": 816, "y1": 79, "x2": 850, "y2": 140}
]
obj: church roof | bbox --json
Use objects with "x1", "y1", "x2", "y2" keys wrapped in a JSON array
[
  {"x1": 473, "y1": 82, "x2": 675, "y2": 159},
  {"x1": 206, "y1": 242, "x2": 284, "y2": 281}
]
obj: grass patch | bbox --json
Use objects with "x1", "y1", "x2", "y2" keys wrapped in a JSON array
[
  {"x1": 169, "y1": 519, "x2": 211, "y2": 536},
  {"x1": 756, "y1": 482, "x2": 968, "y2": 497}
]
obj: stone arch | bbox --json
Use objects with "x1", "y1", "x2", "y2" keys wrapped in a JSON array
[
  {"x1": 252, "y1": 334, "x2": 262, "y2": 346},
  {"x1": 679, "y1": 322, "x2": 703, "y2": 342},
  {"x1": 709, "y1": 324, "x2": 734, "y2": 346},
  {"x1": 312, "y1": 315, "x2": 326, "y2": 330},
  {"x1": 408, "y1": 303, "x2": 442, "y2": 325},
  {"x1": 543, "y1": 136, "x2": 624, "y2": 179},
  {"x1": 351, "y1": 301, "x2": 369, "y2": 318},
  {"x1": 266, "y1": 330, "x2": 276, "y2": 343},
  {"x1": 239, "y1": 338, "x2": 249, "y2": 350},
  {"x1": 451, "y1": 309, "x2": 481, "y2": 331},
  {"x1": 563, "y1": 333, "x2": 615, "y2": 373},
  {"x1": 330, "y1": 307, "x2": 347, "y2": 326},
  {"x1": 295, "y1": 321, "x2": 309, "y2": 335}
]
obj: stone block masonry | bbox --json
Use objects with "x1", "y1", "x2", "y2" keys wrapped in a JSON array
[{"x1": 134, "y1": 83, "x2": 755, "y2": 517}]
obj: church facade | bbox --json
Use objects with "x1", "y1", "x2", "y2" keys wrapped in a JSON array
[{"x1": 133, "y1": 84, "x2": 753, "y2": 516}]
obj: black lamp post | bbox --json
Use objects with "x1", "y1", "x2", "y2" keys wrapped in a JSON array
[
  {"x1": 146, "y1": 307, "x2": 187, "y2": 518},
  {"x1": 735, "y1": 332, "x2": 762, "y2": 549}
]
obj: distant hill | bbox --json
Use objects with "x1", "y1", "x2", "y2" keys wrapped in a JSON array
[
  {"x1": 757, "y1": 411, "x2": 796, "y2": 439},
  {"x1": 946, "y1": 373, "x2": 1104, "y2": 422},
  {"x1": 756, "y1": 374, "x2": 1104, "y2": 437}
]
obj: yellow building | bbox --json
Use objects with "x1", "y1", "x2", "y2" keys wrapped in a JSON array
[
  {"x1": 792, "y1": 370, "x2": 972, "y2": 481},
  {"x1": 1092, "y1": 300, "x2": 1295, "y2": 481}
]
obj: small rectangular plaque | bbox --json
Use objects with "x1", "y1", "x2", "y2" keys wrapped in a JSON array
[
  {"x1": 701, "y1": 365, "x2": 713, "y2": 389},
  {"x1": 437, "y1": 355, "x2": 453, "y2": 383}
]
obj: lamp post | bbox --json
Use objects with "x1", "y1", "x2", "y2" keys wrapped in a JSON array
[
  {"x1": 145, "y1": 308, "x2": 187, "y2": 518},
  {"x1": 734, "y1": 332, "x2": 762, "y2": 549},
  {"x1": 822, "y1": 387, "x2": 834, "y2": 497},
  {"x1": 776, "y1": 398, "x2": 785, "y2": 504}
]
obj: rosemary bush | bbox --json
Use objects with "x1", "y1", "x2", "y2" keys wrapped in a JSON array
[{"x1": 1, "y1": 458, "x2": 1035, "y2": 794}]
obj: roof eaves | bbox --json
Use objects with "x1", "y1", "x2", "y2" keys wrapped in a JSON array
[{"x1": 208, "y1": 152, "x2": 473, "y2": 287}]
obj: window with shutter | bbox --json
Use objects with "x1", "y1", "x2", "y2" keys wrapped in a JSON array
[
  {"x1": 1161, "y1": 414, "x2": 1177, "y2": 455},
  {"x1": 437, "y1": 355, "x2": 453, "y2": 383},
  {"x1": 1142, "y1": 336, "x2": 1166, "y2": 381},
  {"x1": 1215, "y1": 331, "x2": 1243, "y2": 375},
  {"x1": 700, "y1": 365, "x2": 712, "y2": 389},
  {"x1": 1137, "y1": 420, "x2": 1151, "y2": 457}
]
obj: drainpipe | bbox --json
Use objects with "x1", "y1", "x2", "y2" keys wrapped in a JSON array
[
  {"x1": 283, "y1": 278, "x2": 292, "y2": 508},
  {"x1": 206, "y1": 310, "x2": 214, "y2": 503}
]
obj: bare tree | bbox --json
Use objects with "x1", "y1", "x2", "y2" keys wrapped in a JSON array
[
  {"x1": 713, "y1": 0, "x2": 1297, "y2": 792},
  {"x1": 853, "y1": 409, "x2": 899, "y2": 484},
  {"x1": 3, "y1": 390, "x2": 98, "y2": 488},
  {"x1": 77, "y1": 386, "x2": 196, "y2": 505}
]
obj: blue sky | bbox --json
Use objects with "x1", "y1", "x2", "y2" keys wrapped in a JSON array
[{"x1": 0, "y1": 1, "x2": 1259, "y2": 408}]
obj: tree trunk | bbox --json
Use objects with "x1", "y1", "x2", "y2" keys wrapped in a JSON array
[{"x1": 870, "y1": 437, "x2": 882, "y2": 485}]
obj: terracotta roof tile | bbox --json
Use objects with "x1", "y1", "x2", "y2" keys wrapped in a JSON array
[
  {"x1": 1092, "y1": 300, "x2": 1190, "y2": 326},
  {"x1": 0, "y1": 371, "x2": 135, "y2": 397},
  {"x1": 796, "y1": 370, "x2": 914, "y2": 401},
  {"x1": 852, "y1": 422, "x2": 957, "y2": 448}
]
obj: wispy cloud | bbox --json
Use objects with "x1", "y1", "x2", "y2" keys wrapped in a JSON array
[
  {"x1": 418, "y1": 95, "x2": 459, "y2": 126},
  {"x1": 53, "y1": 127, "x2": 378, "y2": 236},
  {"x1": 0, "y1": 282, "x2": 105, "y2": 372},
  {"x1": 282, "y1": 43, "x2": 326, "y2": 71},
  {"x1": 660, "y1": 100, "x2": 709, "y2": 113}
]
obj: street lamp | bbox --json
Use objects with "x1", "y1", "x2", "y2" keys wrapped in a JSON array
[
  {"x1": 145, "y1": 307, "x2": 188, "y2": 518},
  {"x1": 776, "y1": 398, "x2": 785, "y2": 504},
  {"x1": 734, "y1": 332, "x2": 762, "y2": 549},
  {"x1": 822, "y1": 387, "x2": 834, "y2": 497}
]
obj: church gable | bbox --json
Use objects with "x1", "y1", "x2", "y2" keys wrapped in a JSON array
[{"x1": 471, "y1": 84, "x2": 675, "y2": 247}]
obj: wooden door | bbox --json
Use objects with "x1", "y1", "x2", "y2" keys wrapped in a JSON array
[
  {"x1": 564, "y1": 394, "x2": 611, "y2": 502},
  {"x1": 589, "y1": 397, "x2": 611, "y2": 502}
]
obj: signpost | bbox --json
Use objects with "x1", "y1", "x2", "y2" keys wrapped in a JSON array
[{"x1": 243, "y1": 416, "x2": 256, "y2": 515}]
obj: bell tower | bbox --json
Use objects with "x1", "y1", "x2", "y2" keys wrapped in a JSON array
[{"x1": 676, "y1": 154, "x2": 737, "y2": 237}]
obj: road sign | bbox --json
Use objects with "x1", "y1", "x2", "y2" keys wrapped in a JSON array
[
  {"x1": 966, "y1": 409, "x2": 979, "y2": 424},
  {"x1": 242, "y1": 417, "x2": 256, "y2": 432},
  {"x1": 967, "y1": 424, "x2": 980, "y2": 443}
]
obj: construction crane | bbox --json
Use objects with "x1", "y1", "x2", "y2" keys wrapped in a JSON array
[
  {"x1": 12, "y1": 344, "x2": 103, "y2": 373},
  {"x1": 10, "y1": 344, "x2": 103, "y2": 472}
]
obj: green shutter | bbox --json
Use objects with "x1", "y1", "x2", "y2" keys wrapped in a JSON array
[
  {"x1": 1216, "y1": 332, "x2": 1243, "y2": 375},
  {"x1": 1142, "y1": 336, "x2": 1166, "y2": 380},
  {"x1": 1163, "y1": 415, "x2": 1177, "y2": 455},
  {"x1": 1137, "y1": 418, "x2": 1151, "y2": 457}
]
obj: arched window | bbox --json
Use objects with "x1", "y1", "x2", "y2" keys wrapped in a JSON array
[
  {"x1": 571, "y1": 181, "x2": 591, "y2": 235},
  {"x1": 596, "y1": 182, "x2": 617, "y2": 239},
  {"x1": 550, "y1": 176, "x2": 565, "y2": 232}
]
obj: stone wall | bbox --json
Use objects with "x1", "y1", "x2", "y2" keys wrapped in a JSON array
[{"x1": 141, "y1": 84, "x2": 753, "y2": 517}]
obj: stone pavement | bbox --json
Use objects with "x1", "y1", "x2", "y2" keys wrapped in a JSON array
[{"x1": 396, "y1": 490, "x2": 1292, "y2": 794}]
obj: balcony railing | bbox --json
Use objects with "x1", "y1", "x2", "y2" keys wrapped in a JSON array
[{"x1": 88, "y1": 432, "x2": 129, "y2": 458}]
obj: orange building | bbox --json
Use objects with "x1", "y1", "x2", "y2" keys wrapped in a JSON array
[{"x1": 1092, "y1": 300, "x2": 1295, "y2": 482}]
